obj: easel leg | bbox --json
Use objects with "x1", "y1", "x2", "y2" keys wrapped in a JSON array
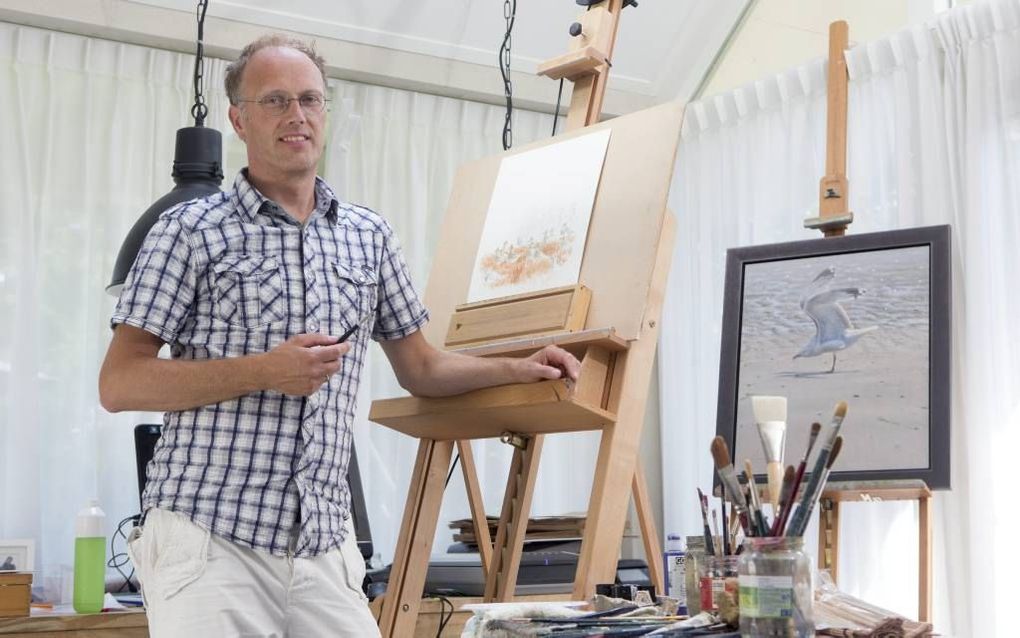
[
  {"x1": 484, "y1": 434, "x2": 545, "y2": 602},
  {"x1": 818, "y1": 497, "x2": 841, "y2": 584},
  {"x1": 458, "y1": 440, "x2": 493, "y2": 577},
  {"x1": 378, "y1": 439, "x2": 453, "y2": 638},
  {"x1": 919, "y1": 493, "x2": 933, "y2": 623},
  {"x1": 573, "y1": 212, "x2": 674, "y2": 600},
  {"x1": 631, "y1": 459, "x2": 664, "y2": 594}
]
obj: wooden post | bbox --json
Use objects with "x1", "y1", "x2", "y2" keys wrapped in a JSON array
[
  {"x1": 457, "y1": 440, "x2": 493, "y2": 576},
  {"x1": 818, "y1": 497, "x2": 840, "y2": 582},
  {"x1": 804, "y1": 20, "x2": 854, "y2": 236},
  {"x1": 537, "y1": 0, "x2": 625, "y2": 130},
  {"x1": 804, "y1": 21, "x2": 934, "y2": 626},
  {"x1": 632, "y1": 459, "x2": 665, "y2": 594},
  {"x1": 572, "y1": 212, "x2": 675, "y2": 598},
  {"x1": 378, "y1": 440, "x2": 454, "y2": 637},
  {"x1": 918, "y1": 491, "x2": 933, "y2": 622}
]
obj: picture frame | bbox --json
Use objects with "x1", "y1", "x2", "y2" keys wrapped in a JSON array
[
  {"x1": 0, "y1": 538, "x2": 35, "y2": 572},
  {"x1": 715, "y1": 225, "x2": 951, "y2": 489}
]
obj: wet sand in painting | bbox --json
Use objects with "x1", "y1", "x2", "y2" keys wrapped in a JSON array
[{"x1": 732, "y1": 246, "x2": 930, "y2": 474}]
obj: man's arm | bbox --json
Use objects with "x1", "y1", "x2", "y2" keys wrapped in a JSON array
[
  {"x1": 379, "y1": 330, "x2": 581, "y2": 398},
  {"x1": 98, "y1": 324, "x2": 351, "y2": 412}
]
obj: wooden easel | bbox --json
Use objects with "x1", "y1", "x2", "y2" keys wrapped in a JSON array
[
  {"x1": 804, "y1": 21, "x2": 933, "y2": 623},
  {"x1": 372, "y1": 3, "x2": 683, "y2": 635}
]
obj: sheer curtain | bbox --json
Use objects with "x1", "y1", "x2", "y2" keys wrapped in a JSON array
[
  {"x1": 0, "y1": 21, "x2": 585, "y2": 588},
  {"x1": 660, "y1": 1, "x2": 1020, "y2": 634},
  {"x1": 0, "y1": 22, "x2": 242, "y2": 586}
]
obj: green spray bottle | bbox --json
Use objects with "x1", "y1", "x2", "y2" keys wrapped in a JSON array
[{"x1": 73, "y1": 499, "x2": 106, "y2": 614}]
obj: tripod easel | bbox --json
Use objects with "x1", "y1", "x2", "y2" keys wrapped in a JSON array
[
  {"x1": 804, "y1": 21, "x2": 933, "y2": 623},
  {"x1": 371, "y1": 3, "x2": 684, "y2": 635}
]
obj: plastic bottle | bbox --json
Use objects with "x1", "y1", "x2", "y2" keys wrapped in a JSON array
[
  {"x1": 662, "y1": 533, "x2": 687, "y2": 611},
  {"x1": 73, "y1": 499, "x2": 106, "y2": 614}
]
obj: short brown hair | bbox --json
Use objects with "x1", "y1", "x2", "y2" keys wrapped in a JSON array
[{"x1": 224, "y1": 35, "x2": 328, "y2": 104}]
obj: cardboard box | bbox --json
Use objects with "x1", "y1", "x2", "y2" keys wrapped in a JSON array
[{"x1": 0, "y1": 572, "x2": 32, "y2": 618}]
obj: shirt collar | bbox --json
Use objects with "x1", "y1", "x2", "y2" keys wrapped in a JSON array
[{"x1": 230, "y1": 169, "x2": 340, "y2": 225}]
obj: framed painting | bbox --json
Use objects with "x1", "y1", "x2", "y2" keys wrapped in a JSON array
[
  {"x1": 0, "y1": 539, "x2": 35, "y2": 572},
  {"x1": 715, "y1": 225, "x2": 951, "y2": 488}
]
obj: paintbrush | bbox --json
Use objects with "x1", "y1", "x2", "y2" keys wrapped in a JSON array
[
  {"x1": 769, "y1": 465, "x2": 796, "y2": 536},
  {"x1": 726, "y1": 502, "x2": 742, "y2": 551},
  {"x1": 744, "y1": 460, "x2": 769, "y2": 536},
  {"x1": 721, "y1": 496, "x2": 730, "y2": 556},
  {"x1": 697, "y1": 488, "x2": 716, "y2": 556},
  {"x1": 775, "y1": 422, "x2": 822, "y2": 536},
  {"x1": 786, "y1": 402, "x2": 849, "y2": 537},
  {"x1": 789, "y1": 437, "x2": 844, "y2": 537},
  {"x1": 751, "y1": 395, "x2": 788, "y2": 513},
  {"x1": 711, "y1": 436, "x2": 750, "y2": 534},
  {"x1": 711, "y1": 508, "x2": 721, "y2": 555}
]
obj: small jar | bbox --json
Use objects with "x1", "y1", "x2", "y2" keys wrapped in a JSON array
[
  {"x1": 698, "y1": 554, "x2": 739, "y2": 614},
  {"x1": 684, "y1": 536, "x2": 705, "y2": 615},
  {"x1": 738, "y1": 536, "x2": 813, "y2": 637}
]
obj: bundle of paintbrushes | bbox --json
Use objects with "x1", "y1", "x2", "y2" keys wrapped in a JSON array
[{"x1": 703, "y1": 400, "x2": 849, "y2": 544}]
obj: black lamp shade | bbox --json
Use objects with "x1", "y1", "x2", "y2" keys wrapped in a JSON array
[{"x1": 107, "y1": 126, "x2": 224, "y2": 295}]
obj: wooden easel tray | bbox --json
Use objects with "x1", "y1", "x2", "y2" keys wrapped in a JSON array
[{"x1": 370, "y1": 379, "x2": 616, "y2": 441}]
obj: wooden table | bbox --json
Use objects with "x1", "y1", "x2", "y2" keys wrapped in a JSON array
[
  {"x1": 0, "y1": 596, "x2": 566, "y2": 638},
  {"x1": 0, "y1": 609, "x2": 148, "y2": 637}
]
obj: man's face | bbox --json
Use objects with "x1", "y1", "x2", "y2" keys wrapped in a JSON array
[{"x1": 228, "y1": 47, "x2": 327, "y2": 181}]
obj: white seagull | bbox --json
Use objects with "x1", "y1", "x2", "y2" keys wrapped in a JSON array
[{"x1": 793, "y1": 267, "x2": 877, "y2": 373}]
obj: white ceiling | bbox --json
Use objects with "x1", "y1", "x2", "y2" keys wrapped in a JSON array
[
  {"x1": 0, "y1": 0, "x2": 752, "y2": 114},
  {"x1": 127, "y1": 0, "x2": 751, "y2": 111}
]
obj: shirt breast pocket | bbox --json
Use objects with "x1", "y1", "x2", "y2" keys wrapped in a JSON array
[
  {"x1": 211, "y1": 254, "x2": 287, "y2": 328},
  {"x1": 331, "y1": 261, "x2": 378, "y2": 330}
]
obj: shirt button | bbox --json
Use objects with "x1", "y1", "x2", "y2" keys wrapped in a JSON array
[
  {"x1": 307, "y1": 320, "x2": 318, "y2": 332},
  {"x1": 357, "y1": 274, "x2": 366, "y2": 283}
]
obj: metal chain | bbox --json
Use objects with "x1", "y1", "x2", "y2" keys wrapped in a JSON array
[
  {"x1": 500, "y1": 0, "x2": 516, "y2": 150},
  {"x1": 191, "y1": 0, "x2": 209, "y2": 126}
]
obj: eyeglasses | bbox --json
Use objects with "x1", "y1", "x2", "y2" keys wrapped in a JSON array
[{"x1": 236, "y1": 92, "x2": 329, "y2": 116}]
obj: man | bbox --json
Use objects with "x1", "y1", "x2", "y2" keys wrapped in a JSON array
[{"x1": 99, "y1": 35, "x2": 579, "y2": 637}]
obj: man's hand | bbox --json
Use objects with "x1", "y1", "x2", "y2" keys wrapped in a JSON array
[
  {"x1": 513, "y1": 345, "x2": 581, "y2": 384},
  {"x1": 262, "y1": 333, "x2": 351, "y2": 396}
]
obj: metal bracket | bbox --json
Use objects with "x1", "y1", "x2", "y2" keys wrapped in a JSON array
[
  {"x1": 499, "y1": 431, "x2": 529, "y2": 450},
  {"x1": 803, "y1": 212, "x2": 855, "y2": 232}
]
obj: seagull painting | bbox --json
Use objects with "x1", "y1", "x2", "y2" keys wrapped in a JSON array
[{"x1": 793, "y1": 267, "x2": 877, "y2": 373}]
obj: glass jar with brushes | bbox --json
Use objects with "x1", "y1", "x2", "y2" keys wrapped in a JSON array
[{"x1": 738, "y1": 536, "x2": 813, "y2": 637}]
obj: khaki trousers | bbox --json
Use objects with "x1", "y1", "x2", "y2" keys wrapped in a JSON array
[{"x1": 127, "y1": 508, "x2": 380, "y2": 638}]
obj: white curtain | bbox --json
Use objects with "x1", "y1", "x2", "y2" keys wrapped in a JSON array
[
  {"x1": 660, "y1": 1, "x2": 1020, "y2": 635},
  {"x1": 0, "y1": 22, "x2": 242, "y2": 591},
  {"x1": 0, "y1": 21, "x2": 585, "y2": 592}
]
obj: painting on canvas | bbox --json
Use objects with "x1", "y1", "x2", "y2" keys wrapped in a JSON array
[
  {"x1": 466, "y1": 129, "x2": 612, "y2": 303},
  {"x1": 715, "y1": 226, "x2": 951, "y2": 488}
]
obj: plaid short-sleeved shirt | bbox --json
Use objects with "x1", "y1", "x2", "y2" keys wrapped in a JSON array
[{"x1": 111, "y1": 170, "x2": 428, "y2": 557}]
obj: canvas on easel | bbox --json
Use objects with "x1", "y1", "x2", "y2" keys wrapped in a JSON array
[{"x1": 467, "y1": 128, "x2": 611, "y2": 303}]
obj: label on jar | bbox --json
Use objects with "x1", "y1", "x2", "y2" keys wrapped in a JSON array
[
  {"x1": 738, "y1": 574, "x2": 795, "y2": 618},
  {"x1": 700, "y1": 575, "x2": 738, "y2": 611}
]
